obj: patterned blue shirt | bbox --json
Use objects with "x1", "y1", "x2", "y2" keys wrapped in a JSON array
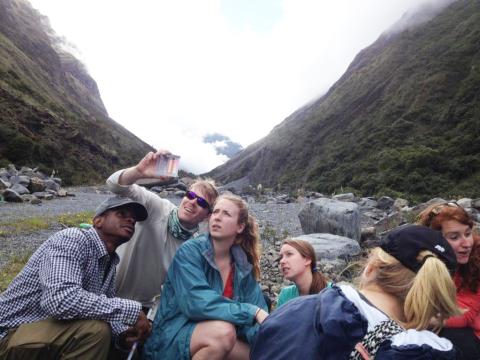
[{"x1": 0, "y1": 227, "x2": 141, "y2": 340}]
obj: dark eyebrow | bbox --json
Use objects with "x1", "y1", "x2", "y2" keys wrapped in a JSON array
[{"x1": 444, "y1": 231, "x2": 461, "y2": 236}]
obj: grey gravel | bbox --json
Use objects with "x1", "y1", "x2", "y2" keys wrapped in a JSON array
[
  {"x1": 0, "y1": 186, "x2": 112, "y2": 269},
  {"x1": 0, "y1": 188, "x2": 304, "y2": 270},
  {"x1": 0, "y1": 186, "x2": 112, "y2": 222},
  {"x1": 247, "y1": 201, "x2": 303, "y2": 238}
]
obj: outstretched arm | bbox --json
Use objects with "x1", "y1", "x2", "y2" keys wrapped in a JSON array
[{"x1": 118, "y1": 150, "x2": 172, "y2": 185}]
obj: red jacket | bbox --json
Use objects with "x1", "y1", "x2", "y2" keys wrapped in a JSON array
[{"x1": 445, "y1": 272, "x2": 480, "y2": 338}]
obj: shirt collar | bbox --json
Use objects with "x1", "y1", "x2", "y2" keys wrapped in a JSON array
[{"x1": 89, "y1": 228, "x2": 120, "y2": 264}]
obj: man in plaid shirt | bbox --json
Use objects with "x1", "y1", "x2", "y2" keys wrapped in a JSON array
[{"x1": 0, "y1": 196, "x2": 151, "y2": 359}]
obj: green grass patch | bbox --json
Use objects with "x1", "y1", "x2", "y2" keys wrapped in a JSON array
[
  {"x1": 0, "y1": 211, "x2": 94, "y2": 291},
  {"x1": 57, "y1": 211, "x2": 94, "y2": 228},
  {"x1": 0, "y1": 253, "x2": 31, "y2": 292},
  {"x1": 0, "y1": 217, "x2": 50, "y2": 234},
  {"x1": 0, "y1": 211, "x2": 94, "y2": 236}
]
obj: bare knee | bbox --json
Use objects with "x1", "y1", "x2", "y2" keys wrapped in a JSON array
[
  {"x1": 209, "y1": 321, "x2": 236, "y2": 352},
  {"x1": 191, "y1": 320, "x2": 237, "y2": 358}
]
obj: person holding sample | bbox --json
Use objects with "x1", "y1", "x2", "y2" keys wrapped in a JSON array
[{"x1": 106, "y1": 150, "x2": 219, "y2": 314}]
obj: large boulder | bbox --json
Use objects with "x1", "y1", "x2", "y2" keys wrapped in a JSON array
[
  {"x1": 393, "y1": 198, "x2": 409, "y2": 210},
  {"x1": 3, "y1": 189, "x2": 23, "y2": 202},
  {"x1": 29, "y1": 177, "x2": 46, "y2": 193},
  {"x1": 457, "y1": 198, "x2": 471, "y2": 208},
  {"x1": 472, "y1": 199, "x2": 480, "y2": 210},
  {"x1": 293, "y1": 233, "x2": 361, "y2": 262},
  {"x1": 377, "y1": 196, "x2": 395, "y2": 211},
  {"x1": 359, "y1": 197, "x2": 378, "y2": 209},
  {"x1": 298, "y1": 198, "x2": 361, "y2": 241},
  {"x1": 44, "y1": 179, "x2": 61, "y2": 192},
  {"x1": 10, "y1": 183, "x2": 30, "y2": 195},
  {"x1": 373, "y1": 211, "x2": 405, "y2": 234},
  {"x1": 18, "y1": 166, "x2": 36, "y2": 177}
]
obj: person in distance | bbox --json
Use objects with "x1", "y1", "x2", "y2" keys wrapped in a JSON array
[{"x1": 276, "y1": 239, "x2": 328, "y2": 308}]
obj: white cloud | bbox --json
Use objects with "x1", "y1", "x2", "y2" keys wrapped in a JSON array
[
  {"x1": 212, "y1": 140, "x2": 228, "y2": 150},
  {"x1": 28, "y1": 0, "x2": 447, "y2": 173}
]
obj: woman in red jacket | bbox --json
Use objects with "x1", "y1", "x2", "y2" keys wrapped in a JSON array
[{"x1": 417, "y1": 202, "x2": 480, "y2": 360}]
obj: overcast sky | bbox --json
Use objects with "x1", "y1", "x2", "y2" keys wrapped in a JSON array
[{"x1": 29, "y1": 0, "x2": 445, "y2": 174}]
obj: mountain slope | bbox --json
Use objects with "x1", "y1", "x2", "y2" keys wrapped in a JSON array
[
  {"x1": 0, "y1": 0, "x2": 153, "y2": 184},
  {"x1": 207, "y1": 0, "x2": 480, "y2": 201}
]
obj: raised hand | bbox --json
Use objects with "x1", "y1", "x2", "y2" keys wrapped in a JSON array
[
  {"x1": 134, "y1": 150, "x2": 171, "y2": 178},
  {"x1": 119, "y1": 149, "x2": 172, "y2": 185}
]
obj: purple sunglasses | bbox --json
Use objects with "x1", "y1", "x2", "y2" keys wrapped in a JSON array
[{"x1": 185, "y1": 191, "x2": 211, "y2": 211}]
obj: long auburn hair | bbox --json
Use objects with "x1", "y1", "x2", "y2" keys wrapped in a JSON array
[
  {"x1": 214, "y1": 193, "x2": 261, "y2": 280},
  {"x1": 417, "y1": 203, "x2": 480, "y2": 292},
  {"x1": 282, "y1": 239, "x2": 327, "y2": 294}
]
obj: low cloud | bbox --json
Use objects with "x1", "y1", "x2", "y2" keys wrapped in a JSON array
[
  {"x1": 386, "y1": 0, "x2": 457, "y2": 36},
  {"x1": 29, "y1": 0, "x2": 447, "y2": 174},
  {"x1": 137, "y1": 124, "x2": 229, "y2": 174}
]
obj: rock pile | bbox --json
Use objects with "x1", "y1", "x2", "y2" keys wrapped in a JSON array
[
  {"x1": 255, "y1": 190, "x2": 480, "y2": 304},
  {"x1": 0, "y1": 165, "x2": 68, "y2": 204},
  {"x1": 140, "y1": 177, "x2": 194, "y2": 199}
]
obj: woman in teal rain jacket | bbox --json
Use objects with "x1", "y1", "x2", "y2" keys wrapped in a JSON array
[{"x1": 143, "y1": 193, "x2": 268, "y2": 360}]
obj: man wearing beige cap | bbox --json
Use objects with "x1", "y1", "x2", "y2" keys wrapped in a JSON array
[{"x1": 0, "y1": 196, "x2": 151, "y2": 360}]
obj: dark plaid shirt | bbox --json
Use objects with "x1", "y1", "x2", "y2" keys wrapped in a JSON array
[{"x1": 0, "y1": 227, "x2": 141, "y2": 340}]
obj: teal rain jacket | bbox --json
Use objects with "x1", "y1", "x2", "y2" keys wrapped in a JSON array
[{"x1": 143, "y1": 234, "x2": 268, "y2": 360}]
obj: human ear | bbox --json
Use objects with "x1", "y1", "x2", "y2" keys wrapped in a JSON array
[
  {"x1": 93, "y1": 216, "x2": 103, "y2": 228},
  {"x1": 237, "y1": 223, "x2": 246, "y2": 234},
  {"x1": 362, "y1": 262, "x2": 377, "y2": 282}
]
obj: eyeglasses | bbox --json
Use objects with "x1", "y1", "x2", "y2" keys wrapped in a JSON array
[
  {"x1": 185, "y1": 191, "x2": 211, "y2": 211},
  {"x1": 430, "y1": 202, "x2": 459, "y2": 216}
]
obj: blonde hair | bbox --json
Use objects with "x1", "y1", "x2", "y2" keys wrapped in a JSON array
[
  {"x1": 361, "y1": 247, "x2": 460, "y2": 330},
  {"x1": 215, "y1": 193, "x2": 261, "y2": 280},
  {"x1": 191, "y1": 178, "x2": 219, "y2": 209}
]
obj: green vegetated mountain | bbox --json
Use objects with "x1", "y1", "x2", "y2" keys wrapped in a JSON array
[
  {"x1": 208, "y1": 0, "x2": 480, "y2": 202},
  {"x1": 0, "y1": 0, "x2": 153, "y2": 184}
]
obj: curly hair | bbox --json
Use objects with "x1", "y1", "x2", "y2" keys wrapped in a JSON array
[{"x1": 417, "y1": 203, "x2": 480, "y2": 292}]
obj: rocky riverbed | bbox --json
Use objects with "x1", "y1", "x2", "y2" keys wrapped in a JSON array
[
  {"x1": 0, "y1": 186, "x2": 304, "y2": 276},
  {"x1": 2, "y1": 184, "x2": 480, "y2": 304}
]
